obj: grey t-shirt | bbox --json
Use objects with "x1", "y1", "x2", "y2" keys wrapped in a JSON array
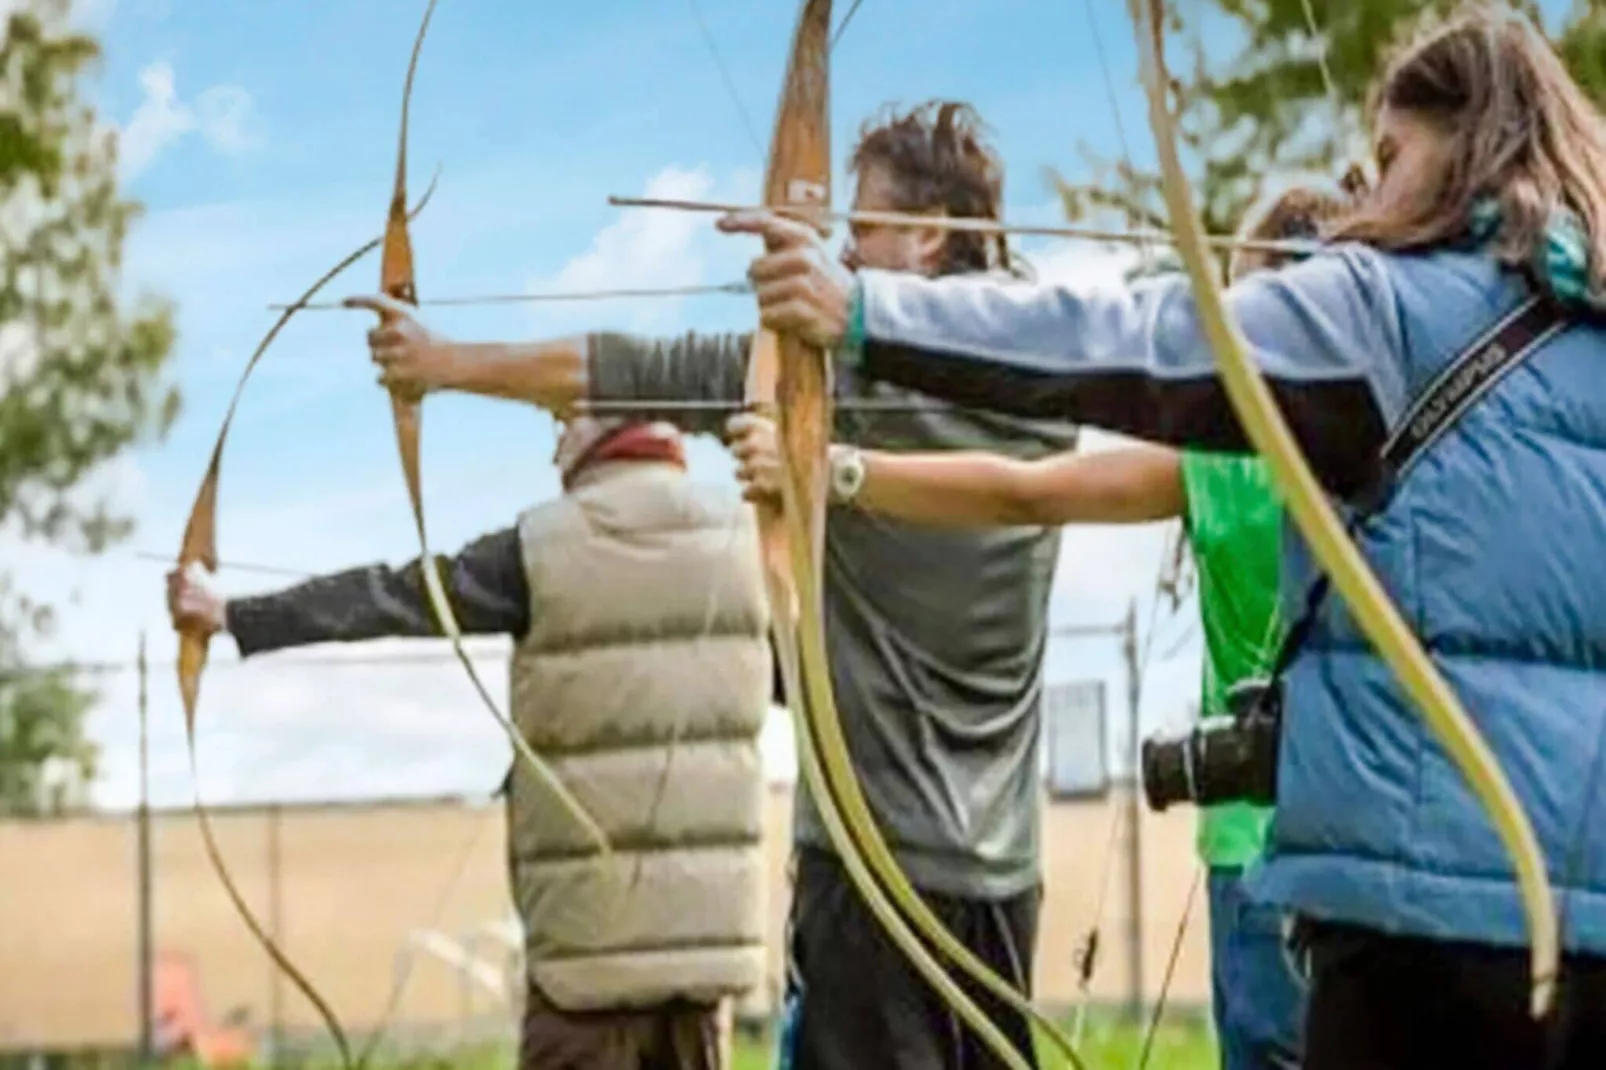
[{"x1": 588, "y1": 328, "x2": 1078, "y2": 898}]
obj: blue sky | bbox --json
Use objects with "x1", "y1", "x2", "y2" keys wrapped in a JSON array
[{"x1": 48, "y1": 0, "x2": 1584, "y2": 812}]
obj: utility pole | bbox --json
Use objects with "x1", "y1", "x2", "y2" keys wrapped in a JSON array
[
  {"x1": 1120, "y1": 599, "x2": 1145, "y2": 1023},
  {"x1": 136, "y1": 631, "x2": 154, "y2": 1066}
]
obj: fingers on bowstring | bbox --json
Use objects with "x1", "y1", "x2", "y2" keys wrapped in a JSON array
[
  {"x1": 726, "y1": 410, "x2": 774, "y2": 440},
  {"x1": 342, "y1": 293, "x2": 412, "y2": 319},
  {"x1": 720, "y1": 209, "x2": 823, "y2": 248}
]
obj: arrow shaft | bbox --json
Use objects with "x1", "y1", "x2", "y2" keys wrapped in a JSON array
[
  {"x1": 268, "y1": 281, "x2": 750, "y2": 312},
  {"x1": 609, "y1": 195, "x2": 1317, "y2": 256}
]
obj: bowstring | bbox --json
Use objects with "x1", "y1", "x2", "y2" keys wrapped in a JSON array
[
  {"x1": 1067, "y1": 0, "x2": 1167, "y2": 1046},
  {"x1": 1135, "y1": 864, "x2": 1203, "y2": 1070},
  {"x1": 684, "y1": 0, "x2": 765, "y2": 157},
  {"x1": 626, "y1": 0, "x2": 875, "y2": 930},
  {"x1": 1298, "y1": 0, "x2": 1342, "y2": 140},
  {"x1": 685, "y1": 0, "x2": 870, "y2": 162},
  {"x1": 831, "y1": 0, "x2": 866, "y2": 50},
  {"x1": 677, "y1": 6, "x2": 1052, "y2": 1060},
  {"x1": 355, "y1": 802, "x2": 498, "y2": 1066}
]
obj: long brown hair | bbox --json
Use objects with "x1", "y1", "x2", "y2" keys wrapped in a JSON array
[
  {"x1": 849, "y1": 100, "x2": 1012, "y2": 275},
  {"x1": 1331, "y1": 5, "x2": 1606, "y2": 298}
]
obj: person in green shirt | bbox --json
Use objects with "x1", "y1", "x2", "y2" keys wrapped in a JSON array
[{"x1": 729, "y1": 186, "x2": 1347, "y2": 1070}]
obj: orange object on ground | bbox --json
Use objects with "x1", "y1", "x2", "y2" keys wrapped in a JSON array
[{"x1": 152, "y1": 951, "x2": 255, "y2": 1067}]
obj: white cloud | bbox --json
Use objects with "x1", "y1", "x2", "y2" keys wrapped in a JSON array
[
  {"x1": 551, "y1": 166, "x2": 716, "y2": 292},
  {"x1": 118, "y1": 61, "x2": 259, "y2": 182},
  {"x1": 119, "y1": 63, "x2": 191, "y2": 180},
  {"x1": 522, "y1": 165, "x2": 758, "y2": 335}
]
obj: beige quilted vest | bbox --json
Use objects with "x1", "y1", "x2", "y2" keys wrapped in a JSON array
[{"x1": 507, "y1": 461, "x2": 771, "y2": 1011}]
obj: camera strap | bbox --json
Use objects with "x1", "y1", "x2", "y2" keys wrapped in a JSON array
[{"x1": 1266, "y1": 289, "x2": 1571, "y2": 682}]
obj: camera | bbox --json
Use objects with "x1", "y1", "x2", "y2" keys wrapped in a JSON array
[{"x1": 1140, "y1": 677, "x2": 1283, "y2": 812}]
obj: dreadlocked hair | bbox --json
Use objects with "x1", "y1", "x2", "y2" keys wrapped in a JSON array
[{"x1": 849, "y1": 100, "x2": 1013, "y2": 276}]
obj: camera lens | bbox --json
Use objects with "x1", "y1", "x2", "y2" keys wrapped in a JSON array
[{"x1": 1140, "y1": 735, "x2": 1191, "y2": 812}]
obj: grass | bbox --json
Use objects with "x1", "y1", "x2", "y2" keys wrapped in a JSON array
[
  {"x1": 732, "y1": 1012, "x2": 1220, "y2": 1069},
  {"x1": 122, "y1": 1010, "x2": 1219, "y2": 1070}
]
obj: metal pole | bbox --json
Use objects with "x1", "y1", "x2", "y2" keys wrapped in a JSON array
[
  {"x1": 268, "y1": 804, "x2": 283, "y2": 1067},
  {"x1": 136, "y1": 631, "x2": 154, "y2": 1065},
  {"x1": 1122, "y1": 599, "x2": 1145, "y2": 1023},
  {"x1": 459, "y1": 937, "x2": 472, "y2": 1048}
]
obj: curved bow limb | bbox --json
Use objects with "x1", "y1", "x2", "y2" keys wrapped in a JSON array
[
  {"x1": 372, "y1": 0, "x2": 610, "y2": 859},
  {"x1": 1128, "y1": 0, "x2": 1558, "y2": 1018},
  {"x1": 173, "y1": 170, "x2": 440, "y2": 1070},
  {"x1": 753, "y1": 3, "x2": 1092, "y2": 1066}
]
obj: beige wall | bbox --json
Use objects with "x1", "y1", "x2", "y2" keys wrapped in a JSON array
[{"x1": 0, "y1": 789, "x2": 1207, "y2": 1051}]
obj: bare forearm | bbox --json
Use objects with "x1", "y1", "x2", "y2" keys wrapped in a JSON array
[
  {"x1": 851, "y1": 444, "x2": 1185, "y2": 528},
  {"x1": 854, "y1": 451, "x2": 1052, "y2": 528},
  {"x1": 436, "y1": 339, "x2": 588, "y2": 411}
]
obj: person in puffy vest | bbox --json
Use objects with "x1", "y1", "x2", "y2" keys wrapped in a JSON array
[
  {"x1": 724, "y1": 6, "x2": 1606, "y2": 1068},
  {"x1": 168, "y1": 416, "x2": 771, "y2": 1070}
]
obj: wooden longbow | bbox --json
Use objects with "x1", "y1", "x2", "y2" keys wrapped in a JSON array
[
  {"x1": 171, "y1": 160, "x2": 440, "y2": 1070},
  {"x1": 173, "y1": 3, "x2": 608, "y2": 1063},
  {"x1": 367, "y1": 0, "x2": 608, "y2": 864},
  {"x1": 750, "y1": 3, "x2": 1096, "y2": 1067}
]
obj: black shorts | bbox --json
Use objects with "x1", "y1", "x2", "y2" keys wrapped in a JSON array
[
  {"x1": 1300, "y1": 919, "x2": 1606, "y2": 1070},
  {"x1": 777, "y1": 846, "x2": 1041, "y2": 1070}
]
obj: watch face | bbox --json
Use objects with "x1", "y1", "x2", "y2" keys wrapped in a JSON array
[{"x1": 835, "y1": 452, "x2": 864, "y2": 501}]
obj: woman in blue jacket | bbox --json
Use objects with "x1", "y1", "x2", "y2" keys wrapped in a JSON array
[{"x1": 725, "y1": 8, "x2": 1606, "y2": 1069}]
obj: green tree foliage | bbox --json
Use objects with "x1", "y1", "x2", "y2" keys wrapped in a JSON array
[
  {"x1": 1055, "y1": 0, "x2": 1602, "y2": 270},
  {"x1": 0, "y1": 0, "x2": 180, "y2": 814},
  {"x1": 1557, "y1": 1, "x2": 1606, "y2": 103}
]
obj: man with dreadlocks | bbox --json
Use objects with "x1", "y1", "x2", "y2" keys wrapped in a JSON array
[
  {"x1": 725, "y1": 185, "x2": 1351, "y2": 1070},
  {"x1": 350, "y1": 101, "x2": 1079, "y2": 1070}
]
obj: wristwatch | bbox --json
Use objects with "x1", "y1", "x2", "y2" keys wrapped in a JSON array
[{"x1": 828, "y1": 444, "x2": 866, "y2": 505}]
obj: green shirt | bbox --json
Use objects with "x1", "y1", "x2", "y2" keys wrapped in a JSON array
[{"x1": 1179, "y1": 450, "x2": 1285, "y2": 869}]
